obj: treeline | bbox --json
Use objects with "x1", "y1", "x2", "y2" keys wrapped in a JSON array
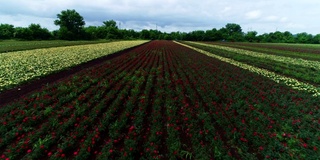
[{"x1": 1, "y1": 9, "x2": 320, "y2": 44}]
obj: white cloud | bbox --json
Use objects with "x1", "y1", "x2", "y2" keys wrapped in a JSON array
[
  {"x1": 245, "y1": 10, "x2": 262, "y2": 20},
  {"x1": 265, "y1": 16, "x2": 278, "y2": 22},
  {"x1": 0, "y1": 0, "x2": 320, "y2": 34}
]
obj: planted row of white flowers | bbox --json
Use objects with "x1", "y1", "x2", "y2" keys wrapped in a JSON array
[
  {"x1": 175, "y1": 41, "x2": 320, "y2": 97},
  {"x1": 189, "y1": 41, "x2": 320, "y2": 71},
  {"x1": 0, "y1": 40, "x2": 148, "y2": 92}
]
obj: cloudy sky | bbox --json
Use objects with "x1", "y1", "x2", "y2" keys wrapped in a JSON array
[{"x1": 1, "y1": 0, "x2": 319, "y2": 35}]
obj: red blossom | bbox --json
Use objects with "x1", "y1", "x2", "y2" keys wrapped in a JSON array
[
  {"x1": 302, "y1": 143, "x2": 308, "y2": 148},
  {"x1": 129, "y1": 126, "x2": 135, "y2": 132},
  {"x1": 240, "y1": 137, "x2": 248, "y2": 142}
]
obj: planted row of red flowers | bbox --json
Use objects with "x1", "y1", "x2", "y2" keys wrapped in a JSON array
[
  {"x1": 0, "y1": 41, "x2": 159, "y2": 159},
  {"x1": 169, "y1": 41, "x2": 319, "y2": 159},
  {"x1": 1, "y1": 40, "x2": 319, "y2": 159},
  {"x1": 210, "y1": 42, "x2": 320, "y2": 60}
]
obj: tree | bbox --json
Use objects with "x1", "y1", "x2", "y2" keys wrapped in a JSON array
[
  {"x1": 28, "y1": 24, "x2": 52, "y2": 40},
  {"x1": 102, "y1": 20, "x2": 121, "y2": 39},
  {"x1": 121, "y1": 29, "x2": 140, "y2": 39},
  {"x1": 103, "y1": 20, "x2": 117, "y2": 29},
  {"x1": 313, "y1": 34, "x2": 320, "y2": 44},
  {"x1": 204, "y1": 28, "x2": 222, "y2": 41},
  {"x1": 270, "y1": 31, "x2": 284, "y2": 43},
  {"x1": 140, "y1": 29, "x2": 151, "y2": 39},
  {"x1": 54, "y1": 9, "x2": 85, "y2": 40},
  {"x1": 244, "y1": 31, "x2": 258, "y2": 42},
  {"x1": 282, "y1": 31, "x2": 295, "y2": 43},
  {"x1": 186, "y1": 30, "x2": 205, "y2": 41},
  {"x1": 222, "y1": 23, "x2": 244, "y2": 41},
  {"x1": 84, "y1": 26, "x2": 98, "y2": 40},
  {"x1": 14, "y1": 27, "x2": 32, "y2": 40},
  {"x1": 0, "y1": 24, "x2": 15, "y2": 39},
  {"x1": 295, "y1": 32, "x2": 313, "y2": 43}
]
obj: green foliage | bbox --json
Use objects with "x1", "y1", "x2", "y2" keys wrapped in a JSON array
[
  {"x1": 28, "y1": 24, "x2": 52, "y2": 40},
  {"x1": 296, "y1": 32, "x2": 313, "y2": 44},
  {"x1": 220, "y1": 23, "x2": 244, "y2": 41},
  {"x1": 4, "y1": 24, "x2": 51, "y2": 40},
  {"x1": 0, "y1": 24, "x2": 15, "y2": 39},
  {"x1": 313, "y1": 34, "x2": 320, "y2": 44},
  {"x1": 54, "y1": 9, "x2": 85, "y2": 40},
  {"x1": 244, "y1": 31, "x2": 258, "y2": 42},
  {"x1": 14, "y1": 27, "x2": 32, "y2": 40}
]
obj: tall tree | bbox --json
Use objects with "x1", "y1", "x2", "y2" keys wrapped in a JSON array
[
  {"x1": 0, "y1": 24, "x2": 15, "y2": 39},
  {"x1": 54, "y1": 9, "x2": 85, "y2": 40},
  {"x1": 220, "y1": 23, "x2": 244, "y2": 41},
  {"x1": 102, "y1": 20, "x2": 120, "y2": 39},
  {"x1": 103, "y1": 20, "x2": 118, "y2": 29}
]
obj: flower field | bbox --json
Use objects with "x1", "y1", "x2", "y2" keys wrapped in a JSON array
[
  {"x1": 0, "y1": 40, "x2": 319, "y2": 159},
  {"x1": 209, "y1": 42, "x2": 320, "y2": 61},
  {"x1": 183, "y1": 41, "x2": 320, "y2": 86},
  {"x1": 0, "y1": 40, "x2": 113, "y2": 53},
  {"x1": 0, "y1": 40, "x2": 148, "y2": 92}
]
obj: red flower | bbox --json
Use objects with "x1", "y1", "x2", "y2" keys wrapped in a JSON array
[
  {"x1": 282, "y1": 133, "x2": 287, "y2": 137},
  {"x1": 302, "y1": 143, "x2": 308, "y2": 148},
  {"x1": 109, "y1": 149, "x2": 113, "y2": 153},
  {"x1": 27, "y1": 149, "x2": 32, "y2": 153},
  {"x1": 129, "y1": 126, "x2": 135, "y2": 132},
  {"x1": 240, "y1": 137, "x2": 248, "y2": 142},
  {"x1": 74, "y1": 151, "x2": 78, "y2": 155}
]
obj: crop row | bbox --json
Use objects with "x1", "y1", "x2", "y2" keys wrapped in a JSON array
[
  {"x1": 183, "y1": 41, "x2": 320, "y2": 86},
  {"x1": 0, "y1": 40, "x2": 148, "y2": 92},
  {"x1": 0, "y1": 40, "x2": 319, "y2": 159},
  {"x1": 211, "y1": 42, "x2": 320, "y2": 61},
  {"x1": 177, "y1": 41, "x2": 320, "y2": 97},
  {"x1": 0, "y1": 40, "x2": 112, "y2": 53}
]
